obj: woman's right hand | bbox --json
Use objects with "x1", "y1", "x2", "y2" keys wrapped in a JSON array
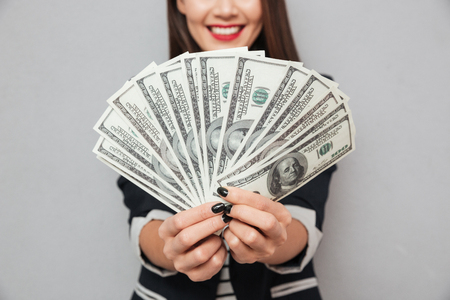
[{"x1": 158, "y1": 202, "x2": 230, "y2": 282}]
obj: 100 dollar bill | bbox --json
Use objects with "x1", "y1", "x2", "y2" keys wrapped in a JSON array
[
  {"x1": 107, "y1": 80, "x2": 198, "y2": 203},
  {"x1": 94, "y1": 107, "x2": 194, "y2": 202},
  {"x1": 213, "y1": 55, "x2": 292, "y2": 183},
  {"x1": 218, "y1": 89, "x2": 349, "y2": 182},
  {"x1": 94, "y1": 137, "x2": 191, "y2": 212},
  {"x1": 229, "y1": 63, "x2": 309, "y2": 167},
  {"x1": 197, "y1": 51, "x2": 255, "y2": 191},
  {"x1": 219, "y1": 113, "x2": 355, "y2": 201},
  {"x1": 236, "y1": 70, "x2": 339, "y2": 164}
]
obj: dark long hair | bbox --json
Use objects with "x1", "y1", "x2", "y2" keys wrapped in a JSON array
[{"x1": 167, "y1": 0, "x2": 300, "y2": 61}]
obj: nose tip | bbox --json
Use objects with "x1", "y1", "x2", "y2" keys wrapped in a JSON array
[{"x1": 213, "y1": 0, "x2": 239, "y2": 18}]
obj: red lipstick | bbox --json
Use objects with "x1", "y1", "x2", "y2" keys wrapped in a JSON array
[{"x1": 208, "y1": 25, "x2": 244, "y2": 41}]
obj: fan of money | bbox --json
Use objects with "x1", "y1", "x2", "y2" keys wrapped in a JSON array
[{"x1": 93, "y1": 47, "x2": 355, "y2": 212}]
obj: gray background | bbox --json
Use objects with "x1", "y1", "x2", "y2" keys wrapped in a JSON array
[{"x1": 1, "y1": 0, "x2": 449, "y2": 299}]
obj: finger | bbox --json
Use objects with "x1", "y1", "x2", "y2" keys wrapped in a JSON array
[
  {"x1": 226, "y1": 204, "x2": 284, "y2": 239},
  {"x1": 173, "y1": 235, "x2": 223, "y2": 273},
  {"x1": 217, "y1": 187, "x2": 289, "y2": 221},
  {"x1": 171, "y1": 214, "x2": 230, "y2": 254},
  {"x1": 185, "y1": 243, "x2": 228, "y2": 282},
  {"x1": 223, "y1": 224, "x2": 257, "y2": 264},
  {"x1": 160, "y1": 201, "x2": 227, "y2": 238},
  {"x1": 228, "y1": 218, "x2": 267, "y2": 250}
]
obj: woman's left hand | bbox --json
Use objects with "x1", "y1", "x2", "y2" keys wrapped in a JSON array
[{"x1": 218, "y1": 186, "x2": 297, "y2": 265}]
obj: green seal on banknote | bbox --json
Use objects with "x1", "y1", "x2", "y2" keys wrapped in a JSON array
[
  {"x1": 222, "y1": 83, "x2": 230, "y2": 98},
  {"x1": 252, "y1": 88, "x2": 269, "y2": 105},
  {"x1": 319, "y1": 142, "x2": 333, "y2": 156}
]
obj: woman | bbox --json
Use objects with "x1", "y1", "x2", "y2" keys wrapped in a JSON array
[{"x1": 119, "y1": 0, "x2": 336, "y2": 299}]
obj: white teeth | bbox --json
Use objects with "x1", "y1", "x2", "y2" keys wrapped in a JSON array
[{"x1": 210, "y1": 26, "x2": 241, "y2": 35}]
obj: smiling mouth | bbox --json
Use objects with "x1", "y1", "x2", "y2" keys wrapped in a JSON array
[{"x1": 208, "y1": 25, "x2": 244, "y2": 41}]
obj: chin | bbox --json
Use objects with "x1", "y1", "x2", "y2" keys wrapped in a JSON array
[{"x1": 204, "y1": 40, "x2": 248, "y2": 51}]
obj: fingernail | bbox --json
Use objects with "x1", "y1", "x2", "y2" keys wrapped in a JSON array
[
  {"x1": 211, "y1": 203, "x2": 225, "y2": 214},
  {"x1": 225, "y1": 204, "x2": 233, "y2": 214},
  {"x1": 222, "y1": 214, "x2": 233, "y2": 223},
  {"x1": 217, "y1": 187, "x2": 228, "y2": 197}
]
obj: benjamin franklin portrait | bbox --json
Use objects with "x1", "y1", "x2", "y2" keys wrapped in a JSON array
[{"x1": 267, "y1": 152, "x2": 307, "y2": 197}]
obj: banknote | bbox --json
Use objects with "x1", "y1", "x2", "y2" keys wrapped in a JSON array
[
  {"x1": 94, "y1": 107, "x2": 194, "y2": 202},
  {"x1": 97, "y1": 155, "x2": 188, "y2": 213},
  {"x1": 107, "y1": 80, "x2": 199, "y2": 204},
  {"x1": 213, "y1": 54, "x2": 295, "y2": 182},
  {"x1": 173, "y1": 49, "x2": 251, "y2": 145},
  {"x1": 158, "y1": 63, "x2": 206, "y2": 201},
  {"x1": 93, "y1": 137, "x2": 191, "y2": 212},
  {"x1": 217, "y1": 93, "x2": 351, "y2": 182},
  {"x1": 132, "y1": 57, "x2": 208, "y2": 204},
  {"x1": 235, "y1": 70, "x2": 339, "y2": 164},
  {"x1": 218, "y1": 112, "x2": 355, "y2": 201},
  {"x1": 263, "y1": 89, "x2": 349, "y2": 152},
  {"x1": 229, "y1": 62, "x2": 310, "y2": 167},
  {"x1": 197, "y1": 51, "x2": 256, "y2": 192}
]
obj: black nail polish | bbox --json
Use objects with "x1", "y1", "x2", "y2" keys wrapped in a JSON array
[
  {"x1": 225, "y1": 204, "x2": 233, "y2": 214},
  {"x1": 222, "y1": 214, "x2": 233, "y2": 223},
  {"x1": 211, "y1": 203, "x2": 225, "y2": 214},
  {"x1": 217, "y1": 187, "x2": 228, "y2": 197}
]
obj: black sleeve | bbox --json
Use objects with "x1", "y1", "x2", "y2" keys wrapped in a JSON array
[
  {"x1": 117, "y1": 176, "x2": 176, "y2": 226},
  {"x1": 272, "y1": 164, "x2": 336, "y2": 269},
  {"x1": 279, "y1": 164, "x2": 337, "y2": 231}
]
